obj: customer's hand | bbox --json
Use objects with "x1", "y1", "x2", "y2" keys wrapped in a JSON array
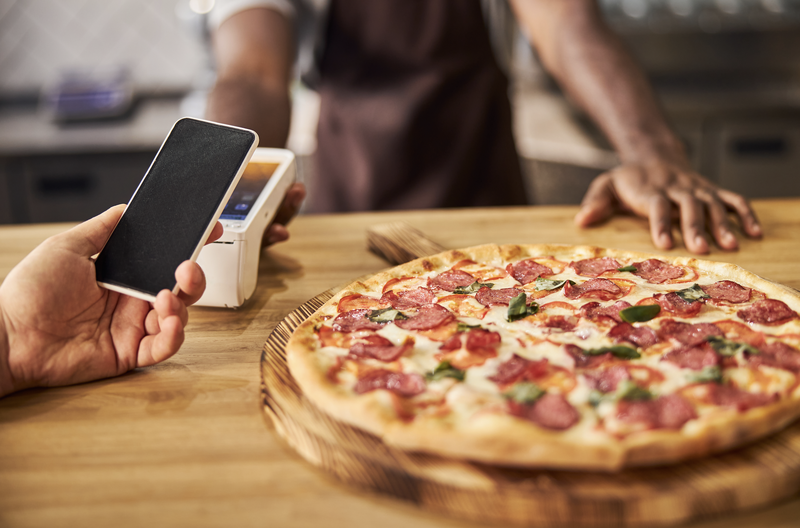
[
  {"x1": 262, "y1": 182, "x2": 306, "y2": 246},
  {"x1": 0, "y1": 205, "x2": 221, "y2": 397},
  {"x1": 575, "y1": 158, "x2": 762, "y2": 254}
]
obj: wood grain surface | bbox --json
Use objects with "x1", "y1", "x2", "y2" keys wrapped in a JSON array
[{"x1": 2, "y1": 200, "x2": 800, "y2": 528}]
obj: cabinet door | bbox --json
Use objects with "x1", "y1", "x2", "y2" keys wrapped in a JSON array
[
  {"x1": 19, "y1": 151, "x2": 155, "y2": 223},
  {"x1": 0, "y1": 159, "x2": 12, "y2": 223}
]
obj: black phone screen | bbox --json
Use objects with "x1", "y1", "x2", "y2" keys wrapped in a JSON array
[{"x1": 95, "y1": 118, "x2": 256, "y2": 297}]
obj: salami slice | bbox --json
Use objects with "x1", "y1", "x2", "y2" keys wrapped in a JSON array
[
  {"x1": 651, "y1": 293, "x2": 703, "y2": 318},
  {"x1": 508, "y1": 259, "x2": 554, "y2": 285},
  {"x1": 706, "y1": 383, "x2": 776, "y2": 411},
  {"x1": 570, "y1": 257, "x2": 621, "y2": 277},
  {"x1": 662, "y1": 344, "x2": 720, "y2": 370},
  {"x1": 632, "y1": 259, "x2": 685, "y2": 284},
  {"x1": 380, "y1": 287, "x2": 436, "y2": 310},
  {"x1": 608, "y1": 322, "x2": 659, "y2": 349},
  {"x1": 466, "y1": 328, "x2": 501, "y2": 354},
  {"x1": 701, "y1": 280, "x2": 751, "y2": 303},
  {"x1": 564, "y1": 279, "x2": 623, "y2": 301},
  {"x1": 487, "y1": 354, "x2": 530, "y2": 384},
  {"x1": 476, "y1": 287, "x2": 524, "y2": 306},
  {"x1": 332, "y1": 309, "x2": 385, "y2": 332},
  {"x1": 580, "y1": 301, "x2": 632, "y2": 323},
  {"x1": 395, "y1": 304, "x2": 455, "y2": 330},
  {"x1": 748, "y1": 341, "x2": 800, "y2": 372},
  {"x1": 737, "y1": 299, "x2": 798, "y2": 326},
  {"x1": 350, "y1": 335, "x2": 412, "y2": 362},
  {"x1": 617, "y1": 394, "x2": 697, "y2": 430},
  {"x1": 658, "y1": 319, "x2": 723, "y2": 346},
  {"x1": 509, "y1": 393, "x2": 580, "y2": 430},
  {"x1": 354, "y1": 369, "x2": 426, "y2": 397},
  {"x1": 428, "y1": 269, "x2": 475, "y2": 292},
  {"x1": 583, "y1": 365, "x2": 630, "y2": 393}
]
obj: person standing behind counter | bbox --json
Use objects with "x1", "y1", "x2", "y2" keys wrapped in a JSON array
[{"x1": 206, "y1": 0, "x2": 763, "y2": 255}]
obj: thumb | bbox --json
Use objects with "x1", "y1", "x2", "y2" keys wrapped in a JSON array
[
  {"x1": 574, "y1": 173, "x2": 617, "y2": 227},
  {"x1": 58, "y1": 204, "x2": 126, "y2": 257}
]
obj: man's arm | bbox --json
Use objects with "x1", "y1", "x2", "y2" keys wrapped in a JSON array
[
  {"x1": 509, "y1": 0, "x2": 762, "y2": 254},
  {"x1": 206, "y1": 7, "x2": 306, "y2": 244},
  {"x1": 206, "y1": 7, "x2": 294, "y2": 146}
]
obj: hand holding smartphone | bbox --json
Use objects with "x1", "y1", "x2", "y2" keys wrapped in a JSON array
[{"x1": 94, "y1": 118, "x2": 258, "y2": 302}]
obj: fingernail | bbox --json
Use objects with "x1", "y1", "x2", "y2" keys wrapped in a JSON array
[
  {"x1": 751, "y1": 223, "x2": 762, "y2": 236},
  {"x1": 659, "y1": 233, "x2": 671, "y2": 247}
]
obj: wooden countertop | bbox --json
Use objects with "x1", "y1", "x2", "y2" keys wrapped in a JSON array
[{"x1": 2, "y1": 200, "x2": 800, "y2": 528}]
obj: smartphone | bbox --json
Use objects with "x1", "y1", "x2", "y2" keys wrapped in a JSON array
[{"x1": 95, "y1": 117, "x2": 259, "y2": 302}]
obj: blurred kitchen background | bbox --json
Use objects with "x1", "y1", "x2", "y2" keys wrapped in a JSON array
[{"x1": 0, "y1": 0, "x2": 799, "y2": 224}]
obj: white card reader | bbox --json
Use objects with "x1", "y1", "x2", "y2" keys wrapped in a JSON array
[{"x1": 195, "y1": 148, "x2": 296, "y2": 308}]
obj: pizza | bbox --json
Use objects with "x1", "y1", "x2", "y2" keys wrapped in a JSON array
[{"x1": 286, "y1": 244, "x2": 800, "y2": 470}]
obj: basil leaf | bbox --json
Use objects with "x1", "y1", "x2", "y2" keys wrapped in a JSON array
[
  {"x1": 616, "y1": 380, "x2": 652, "y2": 401},
  {"x1": 534, "y1": 277, "x2": 574, "y2": 292},
  {"x1": 676, "y1": 284, "x2": 710, "y2": 303},
  {"x1": 588, "y1": 389, "x2": 605, "y2": 408},
  {"x1": 687, "y1": 365, "x2": 723, "y2": 384},
  {"x1": 706, "y1": 336, "x2": 760, "y2": 357},
  {"x1": 426, "y1": 361, "x2": 465, "y2": 382},
  {"x1": 456, "y1": 322, "x2": 481, "y2": 333},
  {"x1": 453, "y1": 281, "x2": 494, "y2": 294},
  {"x1": 617, "y1": 265, "x2": 637, "y2": 272},
  {"x1": 584, "y1": 345, "x2": 641, "y2": 359},
  {"x1": 368, "y1": 307, "x2": 407, "y2": 323},
  {"x1": 505, "y1": 382, "x2": 545, "y2": 404},
  {"x1": 619, "y1": 304, "x2": 661, "y2": 323},
  {"x1": 507, "y1": 292, "x2": 539, "y2": 322}
]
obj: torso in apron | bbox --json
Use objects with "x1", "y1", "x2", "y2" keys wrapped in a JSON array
[{"x1": 308, "y1": 0, "x2": 526, "y2": 213}]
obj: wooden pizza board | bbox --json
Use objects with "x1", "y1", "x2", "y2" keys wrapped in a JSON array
[
  {"x1": 260, "y1": 288, "x2": 800, "y2": 528},
  {"x1": 260, "y1": 223, "x2": 800, "y2": 527}
]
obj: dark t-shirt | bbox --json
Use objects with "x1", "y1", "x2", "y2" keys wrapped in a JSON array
[{"x1": 307, "y1": 0, "x2": 527, "y2": 213}]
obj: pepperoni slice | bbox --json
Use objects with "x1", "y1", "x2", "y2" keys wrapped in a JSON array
[
  {"x1": 565, "y1": 344, "x2": 610, "y2": 369},
  {"x1": 487, "y1": 354, "x2": 532, "y2": 384},
  {"x1": 544, "y1": 315, "x2": 578, "y2": 331},
  {"x1": 701, "y1": 280, "x2": 751, "y2": 304},
  {"x1": 658, "y1": 319, "x2": 723, "y2": 346},
  {"x1": 631, "y1": 259, "x2": 685, "y2": 284},
  {"x1": 570, "y1": 257, "x2": 621, "y2": 277},
  {"x1": 332, "y1": 309, "x2": 385, "y2": 332},
  {"x1": 583, "y1": 365, "x2": 630, "y2": 393},
  {"x1": 580, "y1": 301, "x2": 632, "y2": 323},
  {"x1": 475, "y1": 287, "x2": 524, "y2": 306},
  {"x1": 509, "y1": 393, "x2": 580, "y2": 430},
  {"x1": 662, "y1": 344, "x2": 720, "y2": 370},
  {"x1": 650, "y1": 293, "x2": 703, "y2": 318},
  {"x1": 394, "y1": 304, "x2": 455, "y2": 330},
  {"x1": 380, "y1": 287, "x2": 436, "y2": 310},
  {"x1": 748, "y1": 341, "x2": 800, "y2": 372},
  {"x1": 354, "y1": 369, "x2": 426, "y2": 397},
  {"x1": 737, "y1": 299, "x2": 798, "y2": 326},
  {"x1": 349, "y1": 335, "x2": 412, "y2": 362},
  {"x1": 564, "y1": 279, "x2": 623, "y2": 301},
  {"x1": 428, "y1": 269, "x2": 475, "y2": 292},
  {"x1": 608, "y1": 322, "x2": 659, "y2": 349},
  {"x1": 508, "y1": 259, "x2": 554, "y2": 285},
  {"x1": 617, "y1": 394, "x2": 696, "y2": 430},
  {"x1": 466, "y1": 328, "x2": 501, "y2": 353},
  {"x1": 705, "y1": 384, "x2": 776, "y2": 411}
]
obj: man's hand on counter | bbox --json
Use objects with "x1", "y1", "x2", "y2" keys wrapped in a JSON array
[
  {"x1": 0, "y1": 205, "x2": 221, "y2": 398},
  {"x1": 574, "y1": 157, "x2": 763, "y2": 254}
]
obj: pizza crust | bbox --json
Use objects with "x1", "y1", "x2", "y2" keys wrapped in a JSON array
[{"x1": 286, "y1": 244, "x2": 800, "y2": 471}]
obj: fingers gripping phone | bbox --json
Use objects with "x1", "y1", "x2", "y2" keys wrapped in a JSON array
[{"x1": 95, "y1": 117, "x2": 258, "y2": 302}]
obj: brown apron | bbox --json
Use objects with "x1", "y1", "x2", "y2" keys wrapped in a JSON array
[{"x1": 307, "y1": 0, "x2": 527, "y2": 213}]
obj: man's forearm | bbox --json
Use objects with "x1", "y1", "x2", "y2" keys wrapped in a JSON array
[
  {"x1": 512, "y1": 0, "x2": 685, "y2": 165},
  {"x1": 206, "y1": 77, "x2": 291, "y2": 148}
]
